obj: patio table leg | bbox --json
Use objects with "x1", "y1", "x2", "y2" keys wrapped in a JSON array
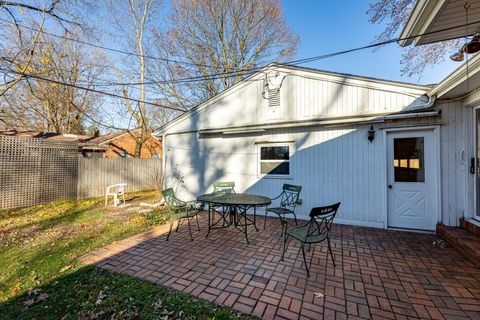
[
  {"x1": 253, "y1": 206, "x2": 258, "y2": 231},
  {"x1": 206, "y1": 202, "x2": 211, "y2": 238},
  {"x1": 243, "y1": 206, "x2": 249, "y2": 244}
]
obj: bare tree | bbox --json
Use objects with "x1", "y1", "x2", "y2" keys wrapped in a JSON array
[
  {"x1": 1, "y1": 32, "x2": 106, "y2": 133},
  {"x1": 148, "y1": 0, "x2": 299, "y2": 109},
  {"x1": 0, "y1": 1, "x2": 94, "y2": 96},
  {"x1": 368, "y1": 0, "x2": 464, "y2": 77},
  {"x1": 107, "y1": 0, "x2": 163, "y2": 157}
]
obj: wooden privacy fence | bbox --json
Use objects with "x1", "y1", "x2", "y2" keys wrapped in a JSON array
[
  {"x1": 0, "y1": 136, "x2": 78, "y2": 210},
  {"x1": 77, "y1": 158, "x2": 162, "y2": 198},
  {"x1": 0, "y1": 136, "x2": 162, "y2": 210}
]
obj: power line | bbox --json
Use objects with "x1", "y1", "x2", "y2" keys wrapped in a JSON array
[
  {"x1": 2, "y1": 19, "x2": 480, "y2": 111},
  {"x1": 3, "y1": 18, "x2": 479, "y2": 88},
  {"x1": 57, "y1": 17, "x2": 480, "y2": 88},
  {"x1": 0, "y1": 67, "x2": 184, "y2": 112},
  {"x1": 0, "y1": 18, "x2": 212, "y2": 68}
]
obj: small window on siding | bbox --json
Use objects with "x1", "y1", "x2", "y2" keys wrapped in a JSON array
[
  {"x1": 258, "y1": 143, "x2": 293, "y2": 178},
  {"x1": 119, "y1": 151, "x2": 128, "y2": 158}
]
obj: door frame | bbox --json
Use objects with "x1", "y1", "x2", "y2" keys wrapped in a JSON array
[
  {"x1": 382, "y1": 125, "x2": 441, "y2": 230},
  {"x1": 473, "y1": 106, "x2": 480, "y2": 221}
]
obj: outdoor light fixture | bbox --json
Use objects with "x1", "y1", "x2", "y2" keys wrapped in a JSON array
[
  {"x1": 451, "y1": 3, "x2": 480, "y2": 62},
  {"x1": 368, "y1": 126, "x2": 375, "y2": 143},
  {"x1": 465, "y1": 31, "x2": 480, "y2": 53}
]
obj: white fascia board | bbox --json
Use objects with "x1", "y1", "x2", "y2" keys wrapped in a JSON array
[
  {"x1": 428, "y1": 53, "x2": 480, "y2": 98},
  {"x1": 399, "y1": 0, "x2": 447, "y2": 47}
]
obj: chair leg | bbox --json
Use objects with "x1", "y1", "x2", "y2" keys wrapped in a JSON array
[
  {"x1": 300, "y1": 244, "x2": 310, "y2": 277},
  {"x1": 282, "y1": 233, "x2": 289, "y2": 261},
  {"x1": 195, "y1": 214, "x2": 200, "y2": 231},
  {"x1": 176, "y1": 218, "x2": 181, "y2": 232},
  {"x1": 166, "y1": 220, "x2": 174, "y2": 241},
  {"x1": 187, "y1": 217, "x2": 193, "y2": 241},
  {"x1": 264, "y1": 211, "x2": 268, "y2": 229},
  {"x1": 309, "y1": 243, "x2": 315, "y2": 272},
  {"x1": 327, "y1": 238, "x2": 336, "y2": 267},
  {"x1": 105, "y1": 195, "x2": 108, "y2": 207},
  {"x1": 292, "y1": 212, "x2": 298, "y2": 226}
]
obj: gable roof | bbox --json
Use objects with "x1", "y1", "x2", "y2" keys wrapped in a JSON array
[{"x1": 154, "y1": 63, "x2": 431, "y2": 136}]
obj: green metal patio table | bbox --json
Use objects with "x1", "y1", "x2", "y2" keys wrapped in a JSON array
[{"x1": 197, "y1": 192, "x2": 271, "y2": 243}]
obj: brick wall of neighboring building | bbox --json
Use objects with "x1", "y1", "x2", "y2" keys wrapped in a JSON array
[{"x1": 103, "y1": 133, "x2": 162, "y2": 159}]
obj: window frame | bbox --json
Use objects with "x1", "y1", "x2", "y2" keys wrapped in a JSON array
[{"x1": 257, "y1": 142, "x2": 294, "y2": 179}]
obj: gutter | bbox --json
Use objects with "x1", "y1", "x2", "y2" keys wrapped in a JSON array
[{"x1": 197, "y1": 110, "x2": 441, "y2": 136}]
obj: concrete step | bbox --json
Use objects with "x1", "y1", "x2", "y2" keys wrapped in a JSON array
[{"x1": 437, "y1": 224, "x2": 480, "y2": 266}]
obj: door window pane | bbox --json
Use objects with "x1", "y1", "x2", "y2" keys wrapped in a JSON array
[{"x1": 394, "y1": 137, "x2": 425, "y2": 182}]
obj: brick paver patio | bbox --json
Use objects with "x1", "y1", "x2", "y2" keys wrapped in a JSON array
[{"x1": 81, "y1": 214, "x2": 480, "y2": 319}]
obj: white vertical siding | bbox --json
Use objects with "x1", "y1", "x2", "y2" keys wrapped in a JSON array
[
  {"x1": 165, "y1": 124, "x2": 386, "y2": 227},
  {"x1": 160, "y1": 66, "x2": 480, "y2": 229},
  {"x1": 163, "y1": 67, "x2": 428, "y2": 134},
  {"x1": 438, "y1": 101, "x2": 467, "y2": 226}
]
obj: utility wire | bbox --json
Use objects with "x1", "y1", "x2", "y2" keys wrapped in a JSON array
[
  {"x1": 64, "y1": 18, "x2": 480, "y2": 87},
  {"x1": 0, "y1": 67, "x2": 183, "y2": 112},
  {"x1": 0, "y1": 18, "x2": 212, "y2": 68},
  {"x1": 3, "y1": 18, "x2": 479, "y2": 88},
  {"x1": 2, "y1": 19, "x2": 480, "y2": 112}
]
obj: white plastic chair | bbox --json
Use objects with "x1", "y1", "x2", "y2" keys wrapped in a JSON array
[{"x1": 105, "y1": 183, "x2": 127, "y2": 207}]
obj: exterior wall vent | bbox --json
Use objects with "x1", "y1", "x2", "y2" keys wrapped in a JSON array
[{"x1": 268, "y1": 88, "x2": 281, "y2": 107}]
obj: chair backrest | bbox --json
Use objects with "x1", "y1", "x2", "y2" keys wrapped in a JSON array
[
  {"x1": 213, "y1": 181, "x2": 236, "y2": 193},
  {"x1": 106, "y1": 183, "x2": 126, "y2": 195},
  {"x1": 279, "y1": 184, "x2": 302, "y2": 211},
  {"x1": 117, "y1": 184, "x2": 126, "y2": 195},
  {"x1": 161, "y1": 188, "x2": 184, "y2": 209},
  {"x1": 306, "y1": 202, "x2": 341, "y2": 239}
]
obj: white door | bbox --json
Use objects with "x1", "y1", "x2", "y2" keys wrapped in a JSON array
[{"x1": 387, "y1": 130, "x2": 438, "y2": 231}]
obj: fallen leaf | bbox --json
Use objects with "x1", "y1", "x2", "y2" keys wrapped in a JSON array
[
  {"x1": 28, "y1": 288, "x2": 42, "y2": 297},
  {"x1": 313, "y1": 292, "x2": 324, "y2": 298},
  {"x1": 153, "y1": 299, "x2": 163, "y2": 310},
  {"x1": 37, "y1": 293, "x2": 49, "y2": 302},
  {"x1": 22, "y1": 299, "x2": 36, "y2": 310},
  {"x1": 95, "y1": 290, "x2": 107, "y2": 305},
  {"x1": 60, "y1": 265, "x2": 73, "y2": 273}
]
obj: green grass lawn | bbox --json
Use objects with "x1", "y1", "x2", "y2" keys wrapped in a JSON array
[{"x1": 0, "y1": 192, "x2": 255, "y2": 319}]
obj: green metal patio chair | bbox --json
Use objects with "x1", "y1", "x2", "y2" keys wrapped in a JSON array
[
  {"x1": 264, "y1": 184, "x2": 302, "y2": 230},
  {"x1": 282, "y1": 202, "x2": 340, "y2": 277},
  {"x1": 162, "y1": 188, "x2": 200, "y2": 241},
  {"x1": 212, "y1": 181, "x2": 236, "y2": 193},
  {"x1": 212, "y1": 181, "x2": 236, "y2": 226}
]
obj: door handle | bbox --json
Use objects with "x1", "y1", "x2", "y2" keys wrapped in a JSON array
[
  {"x1": 471, "y1": 158, "x2": 476, "y2": 174},
  {"x1": 388, "y1": 185, "x2": 393, "y2": 189}
]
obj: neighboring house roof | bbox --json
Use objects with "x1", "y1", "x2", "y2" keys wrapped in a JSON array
[
  {"x1": 154, "y1": 63, "x2": 431, "y2": 136},
  {"x1": 0, "y1": 130, "x2": 90, "y2": 142},
  {"x1": 399, "y1": 0, "x2": 480, "y2": 47},
  {"x1": 0, "y1": 130, "x2": 107, "y2": 150},
  {"x1": 86, "y1": 129, "x2": 160, "y2": 145}
]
